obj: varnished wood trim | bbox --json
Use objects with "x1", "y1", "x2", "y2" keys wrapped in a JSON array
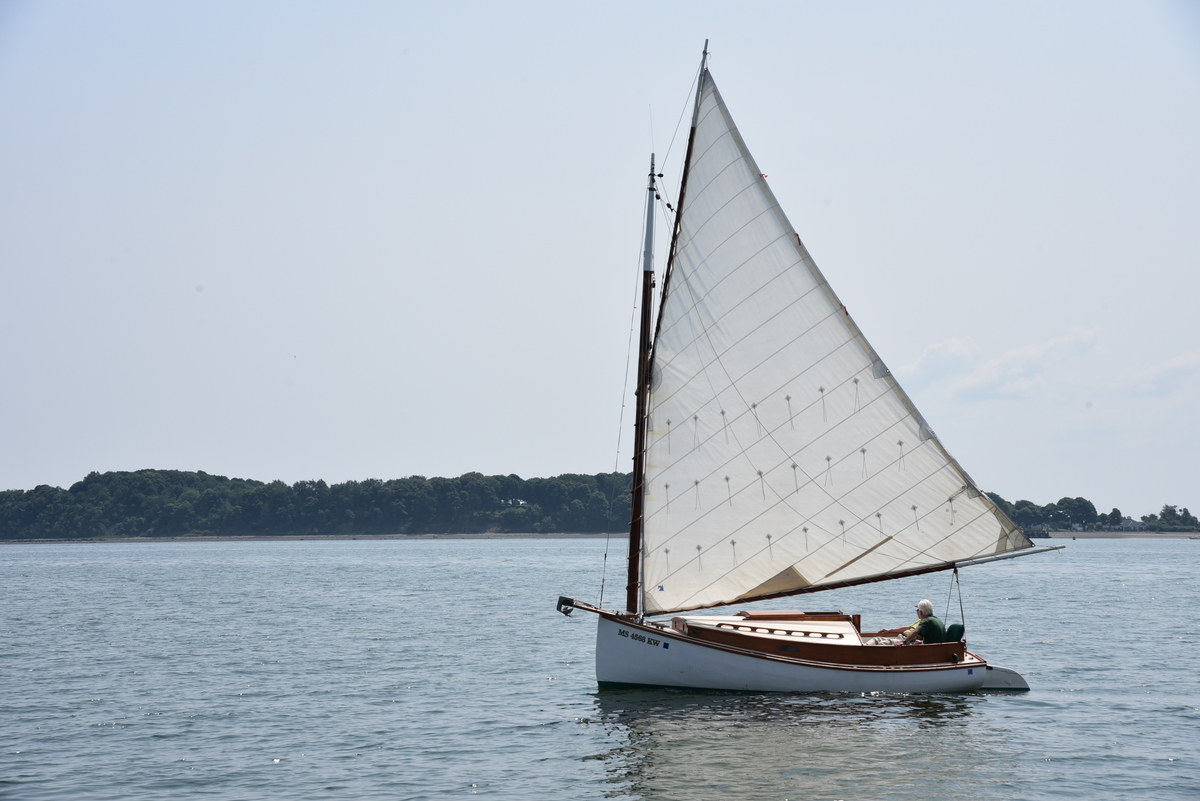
[
  {"x1": 685, "y1": 623, "x2": 966, "y2": 667},
  {"x1": 735, "y1": 610, "x2": 850, "y2": 621},
  {"x1": 602, "y1": 613, "x2": 979, "y2": 674}
]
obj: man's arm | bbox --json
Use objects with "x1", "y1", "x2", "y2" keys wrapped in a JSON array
[
  {"x1": 877, "y1": 619, "x2": 920, "y2": 637},
  {"x1": 902, "y1": 618, "x2": 932, "y2": 644}
]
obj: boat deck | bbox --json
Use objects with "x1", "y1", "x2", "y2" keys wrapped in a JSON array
[
  {"x1": 676, "y1": 615, "x2": 864, "y2": 644},
  {"x1": 655, "y1": 611, "x2": 978, "y2": 668}
]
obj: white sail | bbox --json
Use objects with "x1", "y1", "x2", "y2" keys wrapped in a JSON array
[{"x1": 640, "y1": 73, "x2": 1031, "y2": 616}]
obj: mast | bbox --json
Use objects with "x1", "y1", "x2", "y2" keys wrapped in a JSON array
[
  {"x1": 626, "y1": 42, "x2": 710, "y2": 616},
  {"x1": 625, "y1": 154, "x2": 657, "y2": 615}
]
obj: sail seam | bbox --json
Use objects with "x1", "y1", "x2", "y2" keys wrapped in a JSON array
[
  {"x1": 647, "y1": 413, "x2": 930, "y2": 578},
  {"x1": 644, "y1": 355, "x2": 1010, "y2": 603},
  {"x1": 648, "y1": 345, "x2": 875, "y2": 489},
  {"x1": 648, "y1": 377, "x2": 888, "y2": 525},
  {"x1": 821, "y1": 536, "x2": 895, "y2": 580},
  {"x1": 655, "y1": 210, "x2": 796, "y2": 347},
  {"x1": 651, "y1": 321, "x2": 901, "y2": 493},
  {"x1": 676, "y1": 191, "x2": 784, "y2": 292},
  {"x1": 651, "y1": 255, "x2": 830, "y2": 408},
  {"x1": 682, "y1": 131, "x2": 741, "y2": 206},
  {"x1": 653, "y1": 265, "x2": 813, "y2": 388},
  {"x1": 657, "y1": 500, "x2": 989, "y2": 613},
  {"x1": 646, "y1": 444, "x2": 998, "y2": 612},
  {"x1": 655, "y1": 194, "x2": 789, "y2": 355}
]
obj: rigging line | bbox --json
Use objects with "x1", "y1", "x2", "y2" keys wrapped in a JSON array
[
  {"x1": 657, "y1": 195, "x2": 675, "y2": 233},
  {"x1": 944, "y1": 566, "x2": 966, "y2": 626},
  {"x1": 653, "y1": 160, "x2": 676, "y2": 215},
  {"x1": 944, "y1": 567, "x2": 960, "y2": 626},
  {"x1": 660, "y1": 60, "x2": 702, "y2": 184},
  {"x1": 599, "y1": 179, "x2": 654, "y2": 609},
  {"x1": 652, "y1": 169, "x2": 678, "y2": 222},
  {"x1": 649, "y1": 71, "x2": 701, "y2": 219},
  {"x1": 957, "y1": 567, "x2": 966, "y2": 628},
  {"x1": 655, "y1": 57, "x2": 714, "y2": 217},
  {"x1": 661, "y1": 107, "x2": 737, "y2": 210},
  {"x1": 945, "y1": 568, "x2": 956, "y2": 623}
]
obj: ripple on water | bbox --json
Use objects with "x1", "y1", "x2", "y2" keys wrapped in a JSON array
[{"x1": 1, "y1": 537, "x2": 1198, "y2": 799}]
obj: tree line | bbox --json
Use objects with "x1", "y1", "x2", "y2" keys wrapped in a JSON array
[
  {"x1": 0, "y1": 470, "x2": 633, "y2": 540},
  {"x1": 986, "y1": 493, "x2": 1198, "y2": 532},
  {"x1": 0, "y1": 469, "x2": 1194, "y2": 540}
]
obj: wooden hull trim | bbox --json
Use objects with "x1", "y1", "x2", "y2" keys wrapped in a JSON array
[
  {"x1": 594, "y1": 613, "x2": 989, "y2": 693},
  {"x1": 605, "y1": 613, "x2": 977, "y2": 673},
  {"x1": 680, "y1": 618, "x2": 969, "y2": 668}
]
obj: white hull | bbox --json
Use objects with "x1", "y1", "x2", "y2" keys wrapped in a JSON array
[{"x1": 595, "y1": 615, "x2": 988, "y2": 693}]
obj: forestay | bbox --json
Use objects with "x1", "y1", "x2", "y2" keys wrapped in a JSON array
[{"x1": 640, "y1": 72, "x2": 1030, "y2": 616}]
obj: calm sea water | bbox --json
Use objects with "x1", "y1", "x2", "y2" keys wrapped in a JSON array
[{"x1": 2, "y1": 537, "x2": 1197, "y2": 800}]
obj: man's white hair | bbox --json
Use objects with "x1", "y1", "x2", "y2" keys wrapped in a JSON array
[{"x1": 917, "y1": 599, "x2": 934, "y2": 616}]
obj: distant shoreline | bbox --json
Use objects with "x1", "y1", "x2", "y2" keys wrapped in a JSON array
[
  {"x1": 1043, "y1": 530, "x2": 1198, "y2": 540},
  {"x1": 1, "y1": 532, "x2": 628, "y2": 545},
  {"x1": 4, "y1": 530, "x2": 1198, "y2": 545}
]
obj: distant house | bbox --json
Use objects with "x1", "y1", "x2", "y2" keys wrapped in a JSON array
[
  {"x1": 1118, "y1": 517, "x2": 1145, "y2": 531},
  {"x1": 1024, "y1": 523, "x2": 1052, "y2": 538}
]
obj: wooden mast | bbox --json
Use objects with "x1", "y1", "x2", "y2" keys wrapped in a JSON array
[
  {"x1": 625, "y1": 154, "x2": 657, "y2": 615},
  {"x1": 626, "y1": 42, "x2": 709, "y2": 617}
]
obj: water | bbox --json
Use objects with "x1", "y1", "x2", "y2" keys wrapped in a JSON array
[{"x1": 2, "y1": 537, "x2": 1197, "y2": 800}]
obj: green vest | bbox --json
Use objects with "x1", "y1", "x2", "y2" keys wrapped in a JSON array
[{"x1": 916, "y1": 615, "x2": 945, "y2": 644}]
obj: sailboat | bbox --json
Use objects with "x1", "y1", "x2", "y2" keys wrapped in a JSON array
[{"x1": 558, "y1": 44, "x2": 1061, "y2": 693}]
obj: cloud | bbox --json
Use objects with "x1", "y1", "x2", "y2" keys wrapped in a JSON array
[
  {"x1": 895, "y1": 337, "x2": 982, "y2": 388},
  {"x1": 956, "y1": 328, "x2": 1101, "y2": 400},
  {"x1": 1128, "y1": 351, "x2": 1200, "y2": 396}
]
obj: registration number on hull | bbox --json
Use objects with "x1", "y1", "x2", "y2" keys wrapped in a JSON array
[{"x1": 618, "y1": 628, "x2": 661, "y2": 647}]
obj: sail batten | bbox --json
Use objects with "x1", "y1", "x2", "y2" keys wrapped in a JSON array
[{"x1": 639, "y1": 71, "x2": 1030, "y2": 616}]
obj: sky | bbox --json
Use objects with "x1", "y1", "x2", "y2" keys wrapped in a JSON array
[{"x1": 1, "y1": 1, "x2": 1198, "y2": 517}]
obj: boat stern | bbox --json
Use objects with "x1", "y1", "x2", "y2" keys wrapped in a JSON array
[{"x1": 977, "y1": 663, "x2": 1030, "y2": 691}]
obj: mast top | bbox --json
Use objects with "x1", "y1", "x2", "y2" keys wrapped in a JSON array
[{"x1": 691, "y1": 42, "x2": 709, "y2": 129}]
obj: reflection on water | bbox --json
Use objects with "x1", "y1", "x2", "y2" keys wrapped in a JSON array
[{"x1": 586, "y1": 689, "x2": 1008, "y2": 800}]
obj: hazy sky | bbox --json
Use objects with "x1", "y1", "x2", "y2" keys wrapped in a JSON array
[{"x1": 2, "y1": 1, "x2": 1198, "y2": 517}]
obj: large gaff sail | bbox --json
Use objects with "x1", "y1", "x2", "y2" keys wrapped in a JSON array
[{"x1": 640, "y1": 72, "x2": 1031, "y2": 616}]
